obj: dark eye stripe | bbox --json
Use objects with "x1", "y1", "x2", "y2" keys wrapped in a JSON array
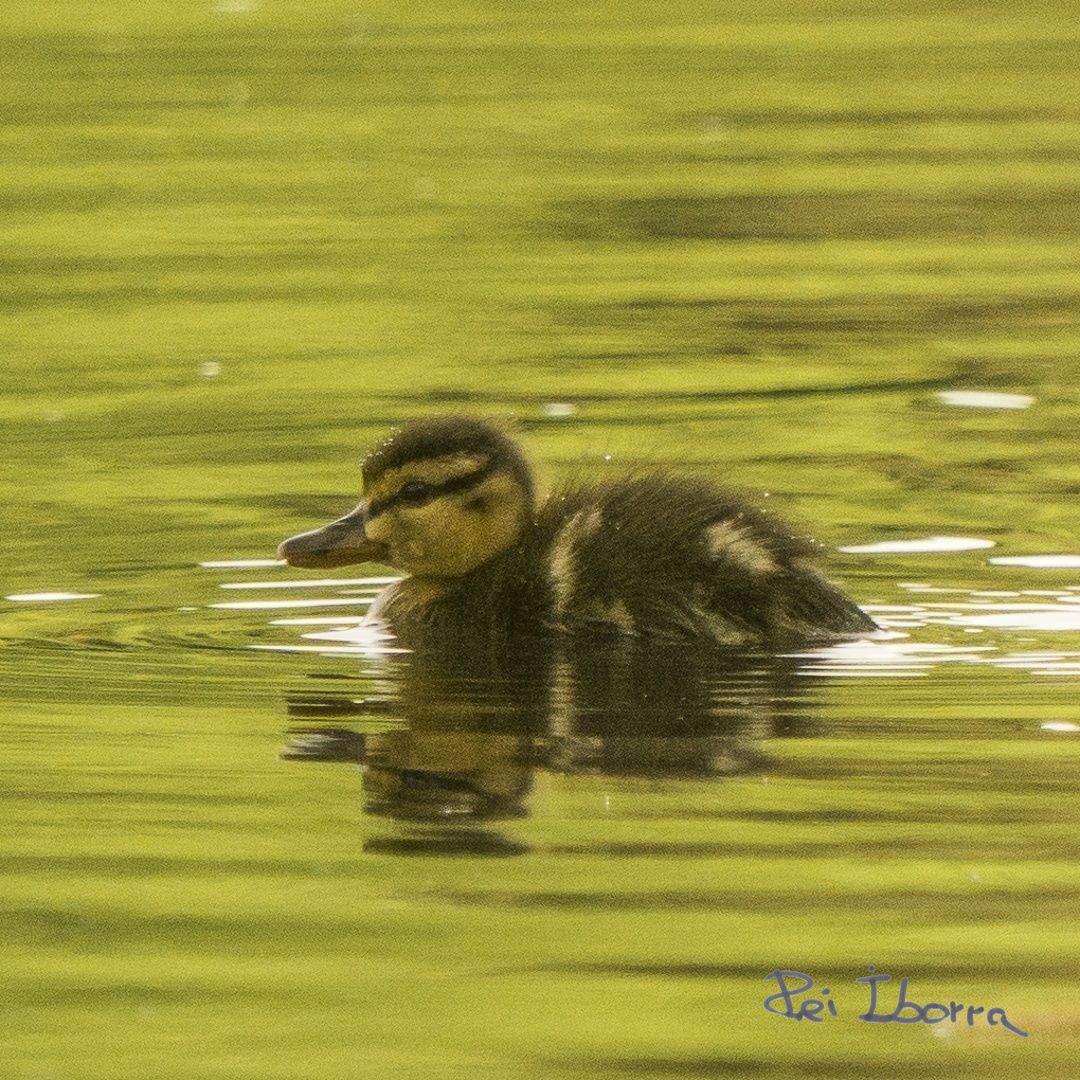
[
  {"x1": 367, "y1": 462, "x2": 497, "y2": 520},
  {"x1": 398, "y1": 480, "x2": 435, "y2": 506}
]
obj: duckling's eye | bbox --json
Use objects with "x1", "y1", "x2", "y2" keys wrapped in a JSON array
[{"x1": 397, "y1": 480, "x2": 435, "y2": 507}]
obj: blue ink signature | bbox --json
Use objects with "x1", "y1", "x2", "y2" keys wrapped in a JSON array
[{"x1": 763, "y1": 968, "x2": 1028, "y2": 1037}]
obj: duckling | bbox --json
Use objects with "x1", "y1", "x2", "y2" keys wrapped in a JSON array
[{"x1": 276, "y1": 416, "x2": 877, "y2": 648}]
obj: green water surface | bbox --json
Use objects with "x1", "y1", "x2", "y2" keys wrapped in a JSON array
[{"x1": 2, "y1": 2, "x2": 1079, "y2": 1078}]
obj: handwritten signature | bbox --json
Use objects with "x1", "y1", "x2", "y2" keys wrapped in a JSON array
[{"x1": 763, "y1": 968, "x2": 1027, "y2": 1037}]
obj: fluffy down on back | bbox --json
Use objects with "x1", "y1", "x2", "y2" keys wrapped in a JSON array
[{"x1": 538, "y1": 474, "x2": 875, "y2": 644}]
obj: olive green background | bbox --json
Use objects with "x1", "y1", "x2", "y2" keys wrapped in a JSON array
[{"x1": 2, "y1": 2, "x2": 1079, "y2": 1078}]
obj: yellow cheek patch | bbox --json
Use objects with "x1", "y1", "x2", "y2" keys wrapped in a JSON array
[
  {"x1": 364, "y1": 453, "x2": 489, "y2": 504},
  {"x1": 371, "y1": 469, "x2": 528, "y2": 578}
]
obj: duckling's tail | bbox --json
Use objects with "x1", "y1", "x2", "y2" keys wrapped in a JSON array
[{"x1": 783, "y1": 567, "x2": 879, "y2": 640}]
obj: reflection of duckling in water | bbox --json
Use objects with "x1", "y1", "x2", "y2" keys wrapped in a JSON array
[
  {"x1": 281, "y1": 640, "x2": 806, "y2": 835},
  {"x1": 277, "y1": 416, "x2": 876, "y2": 648}
]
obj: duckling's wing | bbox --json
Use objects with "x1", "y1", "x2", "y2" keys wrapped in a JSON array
[
  {"x1": 541, "y1": 475, "x2": 874, "y2": 644},
  {"x1": 700, "y1": 514, "x2": 876, "y2": 641},
  {"x1": 538, "y1": 475, "x2": 774, "y2": 639}
]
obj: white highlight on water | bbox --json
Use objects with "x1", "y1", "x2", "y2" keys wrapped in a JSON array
[
  {"x1": 840, "y1": 537, "x2": 995, "y2": 554},
  {"x1": 936, "y1": 391, "x2": 1034, "y2": 410},
  {"x1": 952, "y1": 610, "x2": 1080, "y2": 631},
  {"x1": 220, "y1": 577, "x2": 399, "y2": 590},
  {"x1": 989, "y1": 555, "x2": 1080, "y2": 569}
]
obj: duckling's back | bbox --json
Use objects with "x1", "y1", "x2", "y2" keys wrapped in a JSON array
[{"x1": 536, "y1": 474, "x2": 876, "y2": 645}]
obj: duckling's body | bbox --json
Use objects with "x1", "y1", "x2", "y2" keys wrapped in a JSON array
[{"x1": 277, "y1": 417, "x2": 876, "y2": 648}]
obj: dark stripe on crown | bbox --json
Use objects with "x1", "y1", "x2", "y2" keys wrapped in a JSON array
[{"x1": 361, "y1": 416, "x2": 535, "y2": 509}]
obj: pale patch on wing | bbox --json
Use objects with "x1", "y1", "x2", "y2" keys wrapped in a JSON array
[
  {"x1": 606, "y1": 600, "x2": 635, "y2": 633},
  {"x1": 548, "y1": 507, "x2": 602, "y2": 618},
  {"x1": 706, "y1": 522, "x2": 778, "y2": 576}
]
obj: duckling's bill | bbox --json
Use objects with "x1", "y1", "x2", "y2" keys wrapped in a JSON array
[{"x1": 276, "y1": 502, "x2": 387, "y2": 568}]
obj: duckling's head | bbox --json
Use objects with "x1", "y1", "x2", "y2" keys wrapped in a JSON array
[{"x1": 277, "y1": 416, "x2": 534, "y2": 578}]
